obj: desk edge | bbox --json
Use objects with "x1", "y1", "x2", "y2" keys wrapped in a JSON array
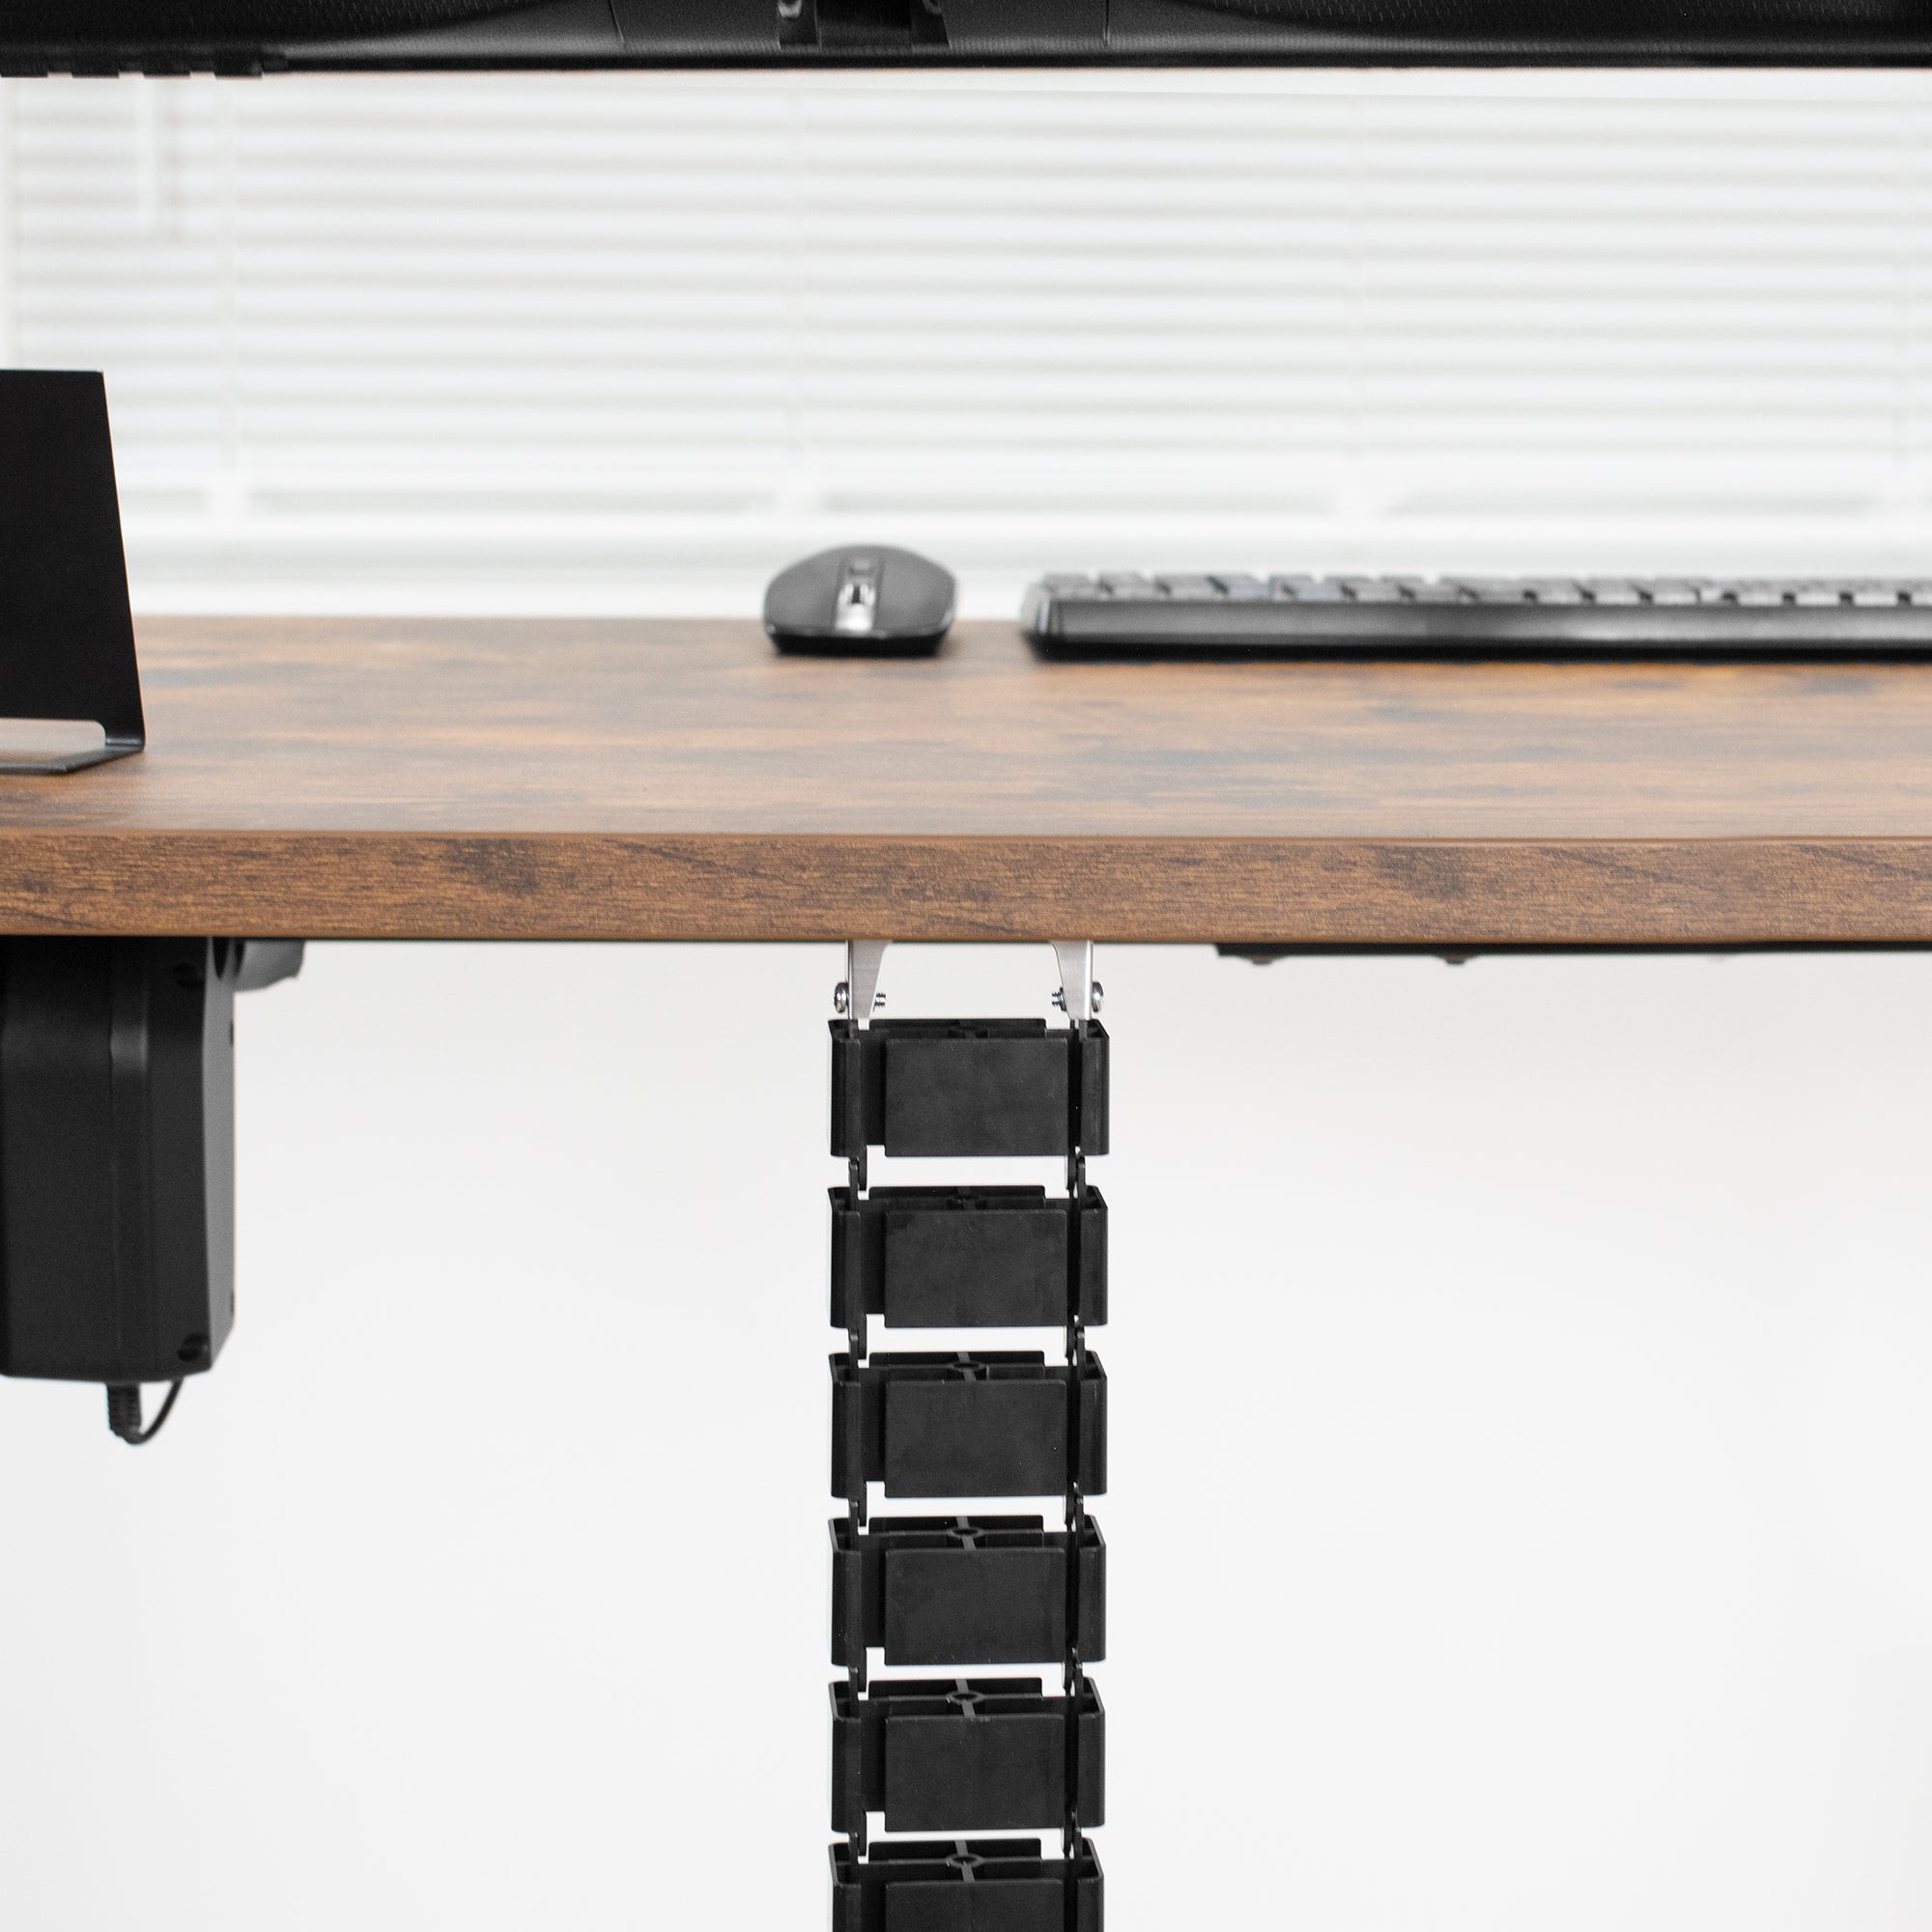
[{"x1": 0, "y1": 830, "x2": 1928, "y2": 944}]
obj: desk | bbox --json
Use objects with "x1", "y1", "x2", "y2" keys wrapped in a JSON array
[
  {"x1": 5, "y1": 610, "x2": 1927, "y2": 1920},
  {"x1": 3, "y1": 613, "x2": 1931, "y2": 946}
]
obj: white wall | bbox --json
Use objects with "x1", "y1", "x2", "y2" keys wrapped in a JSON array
[
  {"x1": 0, "y1": 65, "x2": 1929, "y2": 1932},
  {"x1": 2, "y1": 942, "x2": 1930, "y2": 1929}
]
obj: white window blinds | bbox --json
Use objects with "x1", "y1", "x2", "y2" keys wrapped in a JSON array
[{"x1": 0, "y1": 67, "x2": 1928, "y2": 613}]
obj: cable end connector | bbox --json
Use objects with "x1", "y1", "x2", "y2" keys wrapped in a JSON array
[{"x1": 105, "y1": 1379, "x2": 184, "y2": 1447}]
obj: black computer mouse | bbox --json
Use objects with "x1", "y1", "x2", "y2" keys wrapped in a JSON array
[{"x1": 763, "y1": 545, "x2": 955, "y2": 655}]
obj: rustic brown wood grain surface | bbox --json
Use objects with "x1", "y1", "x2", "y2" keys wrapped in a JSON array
[{"x1": 1, "y1": 613, "x2": 1930, "y2": 942}]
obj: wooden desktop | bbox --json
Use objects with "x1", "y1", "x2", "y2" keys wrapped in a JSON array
[{"x1": 1, "y1": 613, "x2": 1929, "y2": 947}]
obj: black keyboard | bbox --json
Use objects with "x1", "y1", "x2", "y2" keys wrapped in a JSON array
[{"x1": 1023, "y1": 574, "x2": 1932, "y2": 659}]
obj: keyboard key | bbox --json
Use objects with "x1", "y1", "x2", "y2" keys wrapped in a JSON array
[
  {"x1": 1155, "y1": 575, "x2": 1221, "y2": 601},
  {"x1": 1272, "y1": 577, "x2": 1346, "y2": 602},
  {"x1": 1449, "y1": 579, "x2": 1535, "y2": 603},
  {"x1": 1212, "y1": 574, "x2": 1270, "y2": 600}
]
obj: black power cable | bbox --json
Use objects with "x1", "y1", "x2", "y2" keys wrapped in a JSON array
[{"x1": 104, "y1": 1380, "x2": 185, "y2": 1446}]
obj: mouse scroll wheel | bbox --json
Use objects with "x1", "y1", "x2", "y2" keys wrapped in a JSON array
[{"x1": 835, "y1": 567, "x2": 880, "y2": 635}]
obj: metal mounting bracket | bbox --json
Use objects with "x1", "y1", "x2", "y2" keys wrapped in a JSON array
[
  {"x1": 838, "y1": 941, "x2": 893, "y2": 1028},
  {"x1": 1052, "y1": 941, "x2": 1102, "y2": 1033},
  {"x1": 838, "y1": 941, "x2": 1101, "y2": 1032}
]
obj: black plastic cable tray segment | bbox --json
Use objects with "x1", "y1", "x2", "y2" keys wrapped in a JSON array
[
  {"x1": 831, "y1": 1515, "x2": 1107, "y2": 1669},
  {"x1": 830, "y1": 1018, "x2": 1109, "y2": 1159},
  {"x1": 830, "y1": 1351, "x2": 1107, "y2": 1505},
  {"x1": 831, "y1": 1836, "x2": 1103, "y2": 1932},
  {"x1": 830, "y1": 1676, "x2": 1105, "y2": 1834},
  {"x1": 830, "y1": 1184, "x2": 1107, "y2": 1331}
]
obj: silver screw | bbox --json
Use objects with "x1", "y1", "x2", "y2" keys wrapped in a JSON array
[
  {"x1": 1091, "y1": 981, "x2": 1104, "y2": 1014},
  {"x1": 834, "y1": 980, "x2": 850, "y2": 1014}
]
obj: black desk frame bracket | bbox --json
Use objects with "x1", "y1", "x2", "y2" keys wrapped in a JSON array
[{"x1": 828, "y1": 939, "x2": 1108, "y2": 1930}]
